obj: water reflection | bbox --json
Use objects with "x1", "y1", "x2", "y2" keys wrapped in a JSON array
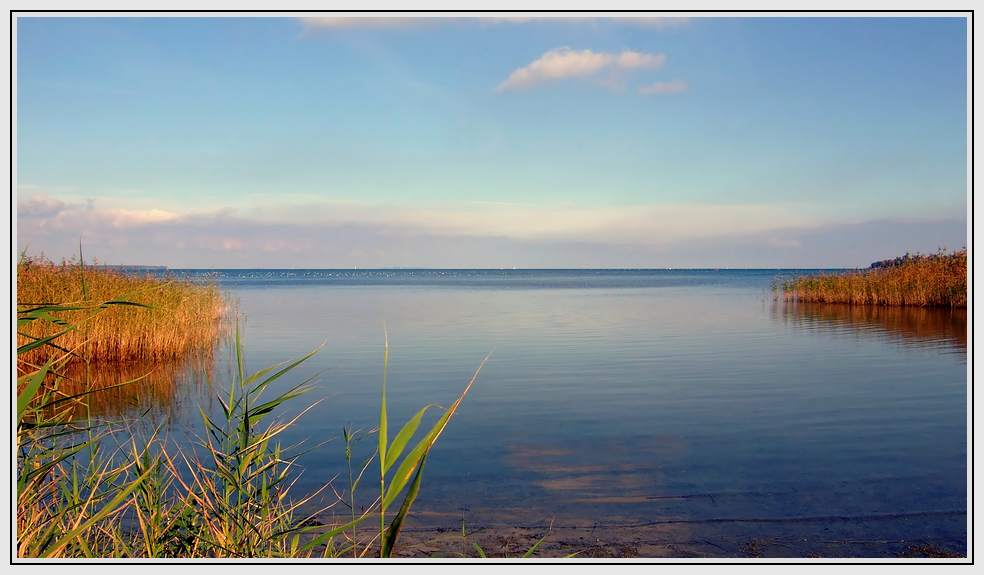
[
  {"x1": 32, "y1": 352, "x2": 225, "y2": 426},
  {"x1": 771, "y1": 302, "x2": 967, "y2": 354},
  {"x1": 506, "y1": 435, "x2": 691, "y2": 503}
]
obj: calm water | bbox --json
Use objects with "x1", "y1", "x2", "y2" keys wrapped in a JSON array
[{"x1": 128, "y1": 269, "x2": 970, "y2": 554}]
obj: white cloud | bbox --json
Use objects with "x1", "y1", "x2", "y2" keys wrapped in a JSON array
[
  {"x1": 497, "y1": 48, "x2": 666, "y2": 92},
  {"x1": 639, "y1": 79, "x2": 688, "y2": 95}
]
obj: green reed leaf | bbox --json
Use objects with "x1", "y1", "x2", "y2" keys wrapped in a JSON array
[
  {"x1": 381, "y1": 453, "x2": 427, "y2": 558},
  {"x1": 17, "y1": 358, "x2": 54, "y2": 425},
  {"x1": 382, "y1": 350, "x2": 490, "y2": 510},
  {"x1": 384, "y1": 404, "x2": 436, "y2": 475}
]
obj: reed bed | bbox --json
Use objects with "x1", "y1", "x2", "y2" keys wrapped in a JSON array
[
  {"x1": 774, "y1": 248, "x2": 967, "y2": 308},
  {"x1": 17, "y1": 255, "x2": 228, "y2": 369}
]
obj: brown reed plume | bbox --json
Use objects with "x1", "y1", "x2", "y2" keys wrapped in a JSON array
[
  {"x1": 17, "y1": 253, "x2": 229, "y2": 370},
  {"x1": 774, "y1": 248, "x2": 967, "y2": 308}
]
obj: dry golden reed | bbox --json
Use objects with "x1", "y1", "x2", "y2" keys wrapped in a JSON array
[
  {"x1": 17, "y1": 255, "x2": 229, "y2": 369},
  {"x1": 775, "y1": 248, "x2": 967, "y2": 308}
]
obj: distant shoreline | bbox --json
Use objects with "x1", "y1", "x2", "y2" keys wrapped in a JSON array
[{"x1": 101, "y1": 264, "x2": 169, "y2": 270}]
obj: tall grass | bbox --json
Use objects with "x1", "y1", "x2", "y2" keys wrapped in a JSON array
[
  {"x1": 17, "y1": 253, "x2": 227, "y2": 369},
  {"x1": 774, "y1": 248, "x2": 967, "y2": 308},
  {"x1": 16, "y1": 286, "x2": 491, "y2": 557},
  {"x1": 16, "y1": 316, "x2": 328, "y2": 558}
]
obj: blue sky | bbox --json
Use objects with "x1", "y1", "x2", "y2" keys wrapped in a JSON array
[{"x1": 16, "y1": 15, "x2": 968, "y2": 268}]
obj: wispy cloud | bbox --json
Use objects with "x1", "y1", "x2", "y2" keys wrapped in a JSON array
[
  {"x1": 639, "y1": 79, "x2": 688, "y2": 95},
  {"x1": 497, "y1": 47, "x2": 666, "y2": 92}
]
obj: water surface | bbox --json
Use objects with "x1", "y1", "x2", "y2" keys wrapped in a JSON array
[{"x1": 129, "y1": 269, "x2": 970, "y2": 556}]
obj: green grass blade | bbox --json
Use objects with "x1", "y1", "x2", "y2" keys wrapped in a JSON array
[
  {"x1": 379, "y1": 326, "x2": 390, "y2": 547},
  {"x1": 16, "y1": 328, "x2": 76, "y2": 356},
  {"x1": 383, "y1": 350, "x2": 490, "y2": 510},
  {"x1": 379, "y1": 329, "x2": 389, "y2": 472},
  {"x1": 381, "y1": 453, "x2": 427, "y2": 558},
  {"x1": 472, "y1": 542, "x2": 488, "y2": 558},
  {"x1": 247, "y1": 350, "x2": 323, "y2": 397},
  {"x1": 246, "y1": 387, "x2": 311, "y2": 423},
  {"x1": 522, "y1": 533, "x2": 549, "y2": 558},
  {"x1": 17, "y1": 359, "x2": 55, "y2": 424},
  {"x1": 234, "y1": 320, "x2": 244, "y2": 419},
  {"x1": 298, "y1": 513, "x2": 374, "y2": 554},
  {"x1": 384, "y1": 404, "x2": 436, "y2": 474},
  {"x1": 522, "y1": 519, "x2": 555, "y2": 558}
]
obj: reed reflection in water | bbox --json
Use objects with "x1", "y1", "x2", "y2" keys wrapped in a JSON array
[
  {"x1": 37, "y1": 349, "x2": 228, "y2": 427},
  {"x1": 771, "y1": 301, "x2": 967, "y2": 355}
]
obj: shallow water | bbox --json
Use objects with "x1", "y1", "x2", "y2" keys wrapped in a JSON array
[{"x1": 118, "y1": 269, "x2": 970, "y2": 556}]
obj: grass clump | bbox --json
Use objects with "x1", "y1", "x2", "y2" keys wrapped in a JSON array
[
  {"x1": 17, "y1": 253, "x2": 227, "y2": 369},
  {"x1": 774, "y1": 248, "x2": 967, "y2": 308},
  {"x1": 17, "y1": 285, "x2": 491, "y2": 558},
  {"x1": 16, "y1": 316, "x2": 330, "y2": 558}
]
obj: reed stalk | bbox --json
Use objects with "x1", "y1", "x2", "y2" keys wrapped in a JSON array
[
  {"x1": 17, "y1": 253, "x2": 228, "y2": 369},
  {"x1": 16, "y1": 278, "x2": 494, "y2": 558},
  {"x1": 774, "y1": 248, "x2": 967, "y2": 308}
]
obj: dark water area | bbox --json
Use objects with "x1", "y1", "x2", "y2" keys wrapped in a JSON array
[{"x1": 109, "y1": 269, "x2": 969, "y2": 557}]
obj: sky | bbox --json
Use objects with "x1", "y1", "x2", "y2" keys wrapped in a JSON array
[{"x1": 15, "y1": 14, "x2": 969, "y2": 268}]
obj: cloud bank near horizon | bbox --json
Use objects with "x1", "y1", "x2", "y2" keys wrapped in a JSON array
[{"x1": 16, "y1": 194, "x2": 966, "y2": 269}]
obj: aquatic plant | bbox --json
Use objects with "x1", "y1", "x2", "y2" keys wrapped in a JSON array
[
  {"x1": 299, "y1": 331, "x2": 491, "y2": 558},
  {"x1": 774, "y1": 248, "x2": 967, "y2": 308},
  {"x1": 17, "y1": 250, "x2": 227, "y2": 368},
  {"x1": 16, "y1": 287, "x2": 490, "y2": 557}
]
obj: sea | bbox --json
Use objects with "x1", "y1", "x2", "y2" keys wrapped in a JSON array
[{"x1": 113, "y1": 268, "x2": 969, "y2": 557}]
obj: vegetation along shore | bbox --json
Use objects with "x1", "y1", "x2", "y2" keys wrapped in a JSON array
[
  {"x1": 774, "y1": 248, "x2": 967, "y2": 308},
  {"x1": 16, "y1": 253, "x2": 227, "y2": 370},
  {"x1": 16, "y1": 252, "x2": 491, "y2": 558}
]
